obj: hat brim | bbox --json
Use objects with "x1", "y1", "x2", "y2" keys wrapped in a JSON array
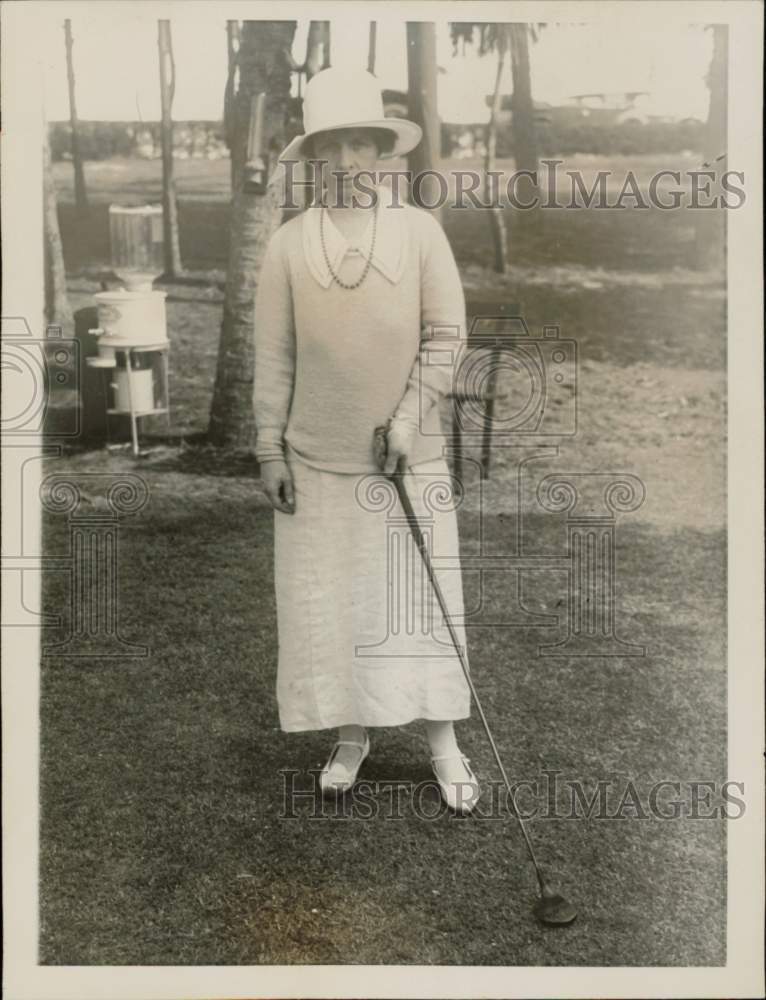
[{"x1": 278, "y1": 117, "x2": 423, "y2": 163}]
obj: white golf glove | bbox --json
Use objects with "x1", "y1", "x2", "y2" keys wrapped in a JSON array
[{"x1": 382, "y1": 416, "x2": 418, "y2": 475}]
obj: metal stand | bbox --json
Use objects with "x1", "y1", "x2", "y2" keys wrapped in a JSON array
[{"x1": 87, "y1": 341, "x2": 170, "y2": 456}]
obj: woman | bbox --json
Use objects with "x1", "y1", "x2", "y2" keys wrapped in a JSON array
[{"x1": 253, "y1": 68, "x2": 479, "y2": 813}]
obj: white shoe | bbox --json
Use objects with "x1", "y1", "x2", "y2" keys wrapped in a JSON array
[
  {"x1": 431, "y1": 753, "x2": 481, "y2": 814},
  {"x1": 319, "y1": 735, "x2": 370, "y2": 795}
]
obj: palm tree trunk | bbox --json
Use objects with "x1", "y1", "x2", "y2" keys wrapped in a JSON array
[
  {"x1": 485, "y1": 30, "x2": 508, "y2": 272},
  {"x1": 208, "y1": 20, "x2": 296, "y2": 449},
  {"x1": 305, "y1": 21, "x2": 330, "y2": 79},
  {"x1": 43, "y1": 130, "x2": 74, "y2": 333},
  {"x1": 158, "y1": 20, "x2": 182, "y2": 277},
  {"x1": 224, "y1": 20, "x2": 240, "y2": 190},
  {"x1": 406, "y1": 22, "x2": 442, "y2": 218},
  {"x1": 695, "y1": 25, "x2": 727, "y2": 270},
  {"x1": 64, "y1": 19, "x2": 88, "y2": 217},
  {"x1": 508, "y1": 24, "x2": 538, "y2": 208},
  {"x1": 368, "y1": 22, "x2": 377, "y2": 74}
]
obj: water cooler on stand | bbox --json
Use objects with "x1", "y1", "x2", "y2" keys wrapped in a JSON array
[{"x1": 86, "y1": 205, "x2": 171, "y2": 456}]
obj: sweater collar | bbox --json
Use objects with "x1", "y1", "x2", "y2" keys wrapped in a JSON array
[{"x1": 302, "y1": 182, "x2": 408, "y2": 288}]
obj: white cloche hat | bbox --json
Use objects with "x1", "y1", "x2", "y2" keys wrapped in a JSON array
[{"x1": 278, "y1": 67, "x2": 422, "y2": 162}]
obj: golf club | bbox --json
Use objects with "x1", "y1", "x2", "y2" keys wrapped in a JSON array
[{"x1": 375, "y1": 429, "x2": 577, "y2": 927}]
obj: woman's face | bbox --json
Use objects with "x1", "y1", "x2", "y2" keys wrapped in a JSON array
[{"x1": 312, "y1": 128, "x2": 380, "y2": 204}]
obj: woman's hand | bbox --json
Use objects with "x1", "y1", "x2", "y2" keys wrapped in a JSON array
[
  {"x1": 260, "y1": 459, "x2": 295, "y2": 514},
  {"x1": 379, "y1": 417, "x2": 417, "y2": 475}
]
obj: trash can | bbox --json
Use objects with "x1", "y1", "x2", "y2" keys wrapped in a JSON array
[{"x1": 72, "y1": 306, "x2": 129, "y2": 443}]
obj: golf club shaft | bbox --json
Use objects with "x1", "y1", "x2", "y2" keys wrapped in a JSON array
[{"x1": 391, "y1": 465, "x2": 546, "y2": 893}]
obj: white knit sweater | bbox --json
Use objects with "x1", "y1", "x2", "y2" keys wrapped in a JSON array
[{"x1": 253, "y1": 186, "x2": 466, "y2": 473}]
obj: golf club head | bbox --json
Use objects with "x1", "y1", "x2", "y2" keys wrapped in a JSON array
[{"x1": 534, "y1": 883, "x2": 578, "y2": 926}]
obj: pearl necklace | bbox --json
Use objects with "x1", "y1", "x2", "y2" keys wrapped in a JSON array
[{"x1": 319, "y1": 206, "x2": 378, "y2": 290}]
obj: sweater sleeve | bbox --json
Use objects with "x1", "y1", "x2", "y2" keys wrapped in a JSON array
[
  {"x1": 253, "y1": 228, "x2": 296, "y2": 463},
  {"x1": 392, "y1": 212, "x2": 466, "y2": 430}
]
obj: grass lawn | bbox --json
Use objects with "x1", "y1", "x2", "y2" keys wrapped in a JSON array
[{"x1": 40, "y1": 154, "x2": 726, "y2": 965}]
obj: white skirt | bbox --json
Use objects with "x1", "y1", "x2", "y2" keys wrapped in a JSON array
[{"x1": 273, "y1": 448, "x2": 472, "y2": 732}]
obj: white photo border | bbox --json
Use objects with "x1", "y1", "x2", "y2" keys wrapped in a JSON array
[{"x1": 2, "y1": 1, "x2": 763, "y2": 998}]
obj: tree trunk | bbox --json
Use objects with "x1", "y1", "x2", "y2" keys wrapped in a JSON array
[
  {"x1": 224, "y1": 20, "x2": 240, "y2": 190},
  {"x1": 43, "y1": 131, "x2": 74, "y2": 333},
  {"x1": 158, "y1": 20, "x2": 182, "y2": 277},
  {"x1": 64, "y1": 19, "x2": 88, "y2": 216},
  {"x1": 406, "y1": 22, "x2": 442, "y2": 218},
  {"x1": 508, "y1": 24, "x2": 538, "y2": 208},
  {"x1": 208, "y1": 20, "x2": 296, "y2": 449},
  {"x1": 368, "y1": 22, "x2": 377, "y2": 74},
  {"x1": 485, "y1": 29, "x2": 508, "y2": 272},
  {"x1": 305, "y1": 21, "x2": 330, "y2": 79},
  {"x1": 695, "y1": 25, "x2": 727, "y2": 270}
]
